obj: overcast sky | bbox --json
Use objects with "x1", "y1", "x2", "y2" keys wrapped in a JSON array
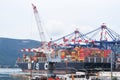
[{"x1": 0, "y1": 0, "x2": 120, "y2": 41}]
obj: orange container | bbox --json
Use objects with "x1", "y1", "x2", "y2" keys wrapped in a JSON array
[
  {"x1": 104, "y1": 50, "x2": 111, "y2": 57},
  {"x1": 61, "y1": 51, "x2": 66, "y2": 59},
  {"x1": 48, "y1": 77, "x2": 55, "y2": 80},
  {"x1": 79, "y1": 52, "x2": 85, "y2": 61}
]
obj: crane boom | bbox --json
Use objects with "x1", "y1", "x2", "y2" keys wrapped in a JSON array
[
  {"x1": 31, "y1": 4, "x2": 55, "y2": 61},
  {"x1": 32, "y1": 4, "x2": 45, "y2": 42}
]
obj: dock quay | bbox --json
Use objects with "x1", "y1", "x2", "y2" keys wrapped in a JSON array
[{"x1": 10, "y1": 71, "x2": 120, "y2": 80}]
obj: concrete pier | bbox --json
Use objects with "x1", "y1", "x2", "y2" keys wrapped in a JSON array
[{"x1": 10, "y1": 71, "x2": 120, "y2": 80}]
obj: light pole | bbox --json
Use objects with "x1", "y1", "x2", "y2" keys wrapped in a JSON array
[{"x1": 111, "y1": 51, "x2": 113, "y2": 80}]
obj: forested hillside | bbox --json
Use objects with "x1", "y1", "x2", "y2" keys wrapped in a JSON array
[{"x1": 0, "y1": 38, "x2": 40, "y2": 67}]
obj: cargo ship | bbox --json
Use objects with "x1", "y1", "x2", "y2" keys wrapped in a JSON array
[{"x1": 16, "y1": 45, "x2": 112, "y2": 73}]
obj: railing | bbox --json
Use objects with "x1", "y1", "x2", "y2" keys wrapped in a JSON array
[{"x1": 85, "y1": 57, "x2": 110, "y2": 63}]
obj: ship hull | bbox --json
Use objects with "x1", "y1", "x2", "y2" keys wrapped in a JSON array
[{"x1": 17, "y1": 62, "x2": 111, "y2": 73}]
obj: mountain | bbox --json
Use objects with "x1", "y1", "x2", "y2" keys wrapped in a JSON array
[{"x1": 0, "y1": 38, "x2": 40, "y2": 67}]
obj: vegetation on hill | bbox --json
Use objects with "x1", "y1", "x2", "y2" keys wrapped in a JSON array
[{"x1": 0, "y1": 38, "x2": 40, "y2": 67}]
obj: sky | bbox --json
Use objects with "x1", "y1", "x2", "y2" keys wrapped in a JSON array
[{"x1": 0, "y1": 0, "x2": 120, "y2": 41}]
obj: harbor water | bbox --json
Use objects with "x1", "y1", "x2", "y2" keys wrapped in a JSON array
[{"x1": 0, "y1": 68, "x2": 23, "y2": 80}]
